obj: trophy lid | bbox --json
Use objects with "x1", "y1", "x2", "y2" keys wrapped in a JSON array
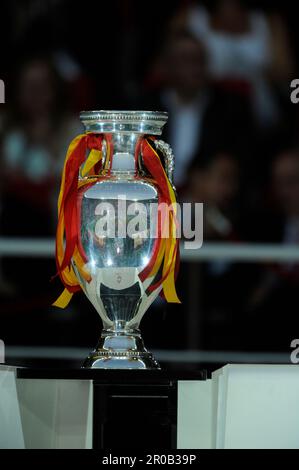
[{"x1": 80, "y1": 110, "x2": 168, "y2": 135}]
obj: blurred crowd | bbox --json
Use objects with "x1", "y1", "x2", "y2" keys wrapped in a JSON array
[{"x1": 0, "y1": 0, "x2": 299, "y2": 356}]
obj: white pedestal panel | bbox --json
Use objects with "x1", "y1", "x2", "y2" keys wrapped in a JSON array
[{"x1": 1, "y1": 364, "x2": 299, "y2": 449}]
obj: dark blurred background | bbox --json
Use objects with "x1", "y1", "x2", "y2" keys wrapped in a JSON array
[{"x1": 1, "y1": 0, "x2": 299, "y2": 371}]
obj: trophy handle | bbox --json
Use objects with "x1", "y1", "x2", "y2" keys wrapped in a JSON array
[{"x1": 153, "y1": 139, "x2": 175, "y2": 187}]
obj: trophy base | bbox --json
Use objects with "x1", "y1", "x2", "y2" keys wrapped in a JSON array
[{"x1": 83, "y1": 329, "x2": 160, "y2": 370}]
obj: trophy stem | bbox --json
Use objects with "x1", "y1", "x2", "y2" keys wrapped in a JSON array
[{"x1": 83, "y1": 326, "x2": 160, "y2": 370}]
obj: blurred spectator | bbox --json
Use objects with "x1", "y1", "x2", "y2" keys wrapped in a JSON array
[
  {"x1": 180, "y1": 150, "x2": 256, "y2": 349},
  {"x1": 1, "y1": 56, "x2": 81, "y2": 237},
  {"x1": 0, "y1": 56, "x2": 87, "y2": 348},
  {"x1": 186, "y1": 151, "x2": 241, "y2": 284},
  {"x1": 171, "y1": 0, "x2": 295, "y2": 128},
  {"x1": 186, "y1": 151, "x2": 239, "y2": 241},
  {"x1": 237, "y1": 149, "x2": 299, "y2": 350},
  {"x1": 0, "y1": 55, "x2": 84, "y2": 321},
  {"x1": 141, "y1": 31, "x2": 253, "y2": 190},
  {"x1": 244, "y1": 149, "x2": 299, "y2": 246},
  {"x1": 52, "y1": 50, "x2": 96, "y2": 113},
  {"x1": 263, "y1": 150, "x2": 299, "y2": 282},
  {"x1": 273, "y1": 150, "x2": 299, "y2": 220}
]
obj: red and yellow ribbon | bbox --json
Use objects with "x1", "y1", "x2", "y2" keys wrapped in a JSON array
[
  {"x1": 139, "y1": 138, "x2": 180, "y2": 303},
  {"x1": 53, "y1": 133, "x2": 104, "y2": 308}
]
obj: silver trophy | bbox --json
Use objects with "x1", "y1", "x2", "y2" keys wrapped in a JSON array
[{"x1": 72, "y1": 111, "x2": 176, "y2": 369}]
